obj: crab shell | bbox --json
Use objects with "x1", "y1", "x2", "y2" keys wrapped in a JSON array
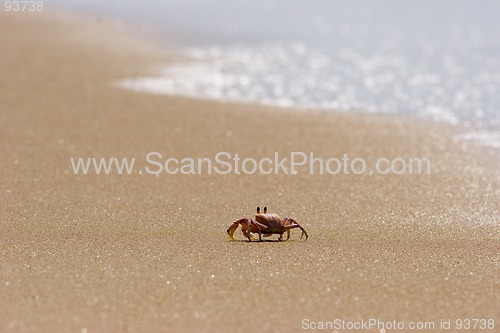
[{"x1": 255, "y1": 213, "x2": 286, "y2": 234}]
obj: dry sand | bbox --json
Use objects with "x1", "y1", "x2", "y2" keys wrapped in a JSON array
[{"x1": 1, "y1": 11, "x2": 499, "y2": 333}]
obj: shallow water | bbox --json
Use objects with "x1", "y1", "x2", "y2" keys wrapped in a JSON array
[{"x1": 53, "y1": 0, "x2": 500, "y2": 145}]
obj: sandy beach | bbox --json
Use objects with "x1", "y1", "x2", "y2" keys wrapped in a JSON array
[{"x1": 1, "y1": 11, "x2": 499, "y2": 333}]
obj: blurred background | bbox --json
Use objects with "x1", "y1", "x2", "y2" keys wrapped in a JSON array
[{"x1": 51, "y1": 0, "x2": 500, "y2": 145}]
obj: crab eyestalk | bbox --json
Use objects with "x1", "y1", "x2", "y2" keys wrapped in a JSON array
[{"x1": 256, "y1": 206, "x2": 267, "y2": 214}]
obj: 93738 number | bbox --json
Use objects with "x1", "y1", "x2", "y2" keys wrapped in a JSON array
[
  {"x1": 456, "y1": 319, "x2": 495, "y2": 330},
  {"x1": 4, "y1": 1, "x2": 43, "y2": 11}
]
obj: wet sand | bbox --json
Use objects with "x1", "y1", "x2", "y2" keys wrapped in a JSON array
[{"x1": 1, "y1": 12, "x2": 499, "y2": 333}]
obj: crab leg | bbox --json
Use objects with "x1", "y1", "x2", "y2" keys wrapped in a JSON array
[
  {"x1": 244, "y1": 219, "x2": 264, "y2": 241},
  {"x1": 251, "y1": 220, "x2": 270, "y2": 241},
  {"x1": 283, "y1": 219, "x2": 309, "y2": 240}
]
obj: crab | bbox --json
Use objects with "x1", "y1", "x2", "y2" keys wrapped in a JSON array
[{"x1": 226, "y1": 207, "x2": 309, "y2": 241}]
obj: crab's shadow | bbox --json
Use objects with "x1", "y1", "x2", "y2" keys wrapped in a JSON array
[{"x1": 229, "y1": 239, "x2": 298, "y2": 243}]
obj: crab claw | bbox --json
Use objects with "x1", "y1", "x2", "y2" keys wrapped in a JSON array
[
  {"x1": 226, "y1": 223, "x2": 238, "y2": 240},
  {"x1": 227, "y1": 217, "x2": 262, "y2": 241},
  {"x1": 227, "y1": 218, "x2": 248, "y2": 240}
]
